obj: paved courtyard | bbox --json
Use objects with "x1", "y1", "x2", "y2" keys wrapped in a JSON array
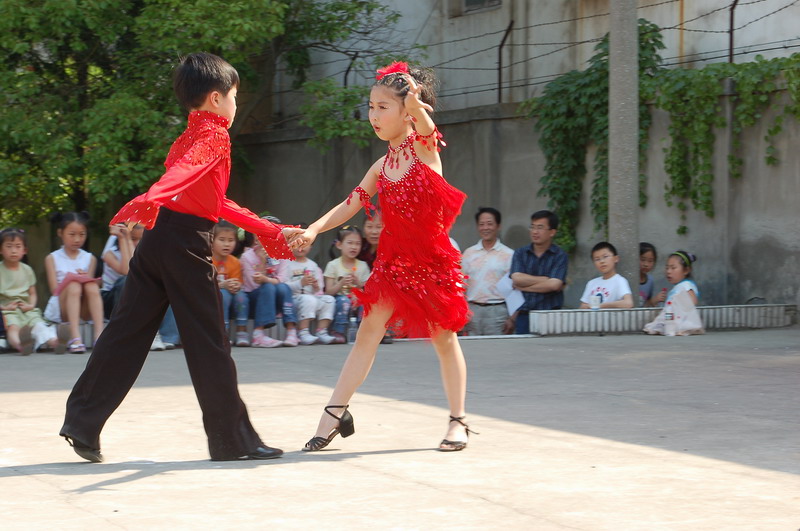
[{"x1": 1, "y1": 327, "x2": 799, "y2": 530}]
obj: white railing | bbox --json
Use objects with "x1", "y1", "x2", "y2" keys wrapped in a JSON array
[{"x1": 529, "y1": 304, "x2": 796, "y2": 336}]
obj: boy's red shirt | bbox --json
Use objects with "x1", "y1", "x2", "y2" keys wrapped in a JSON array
[{"x1": 110, "y1": 110, "x2": 293, "y2": 259}]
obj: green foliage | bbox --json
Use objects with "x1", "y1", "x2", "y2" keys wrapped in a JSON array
[
  {"x1": 299, "y1": 79, "x2": 373, "y2": 149},
  {"x1": 0, "y1": 0, "x2": 401, "y2": 227},
  {"x1": 521, "y1": 19, "x2": 663, "y2": 252},
  {"x1": 523, "y1": 17, "x2": 800, "y2": 241}
]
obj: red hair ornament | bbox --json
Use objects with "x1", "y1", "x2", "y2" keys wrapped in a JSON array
[{"x1": 376, "y1": 61, "x2": 409, "y2": 80}]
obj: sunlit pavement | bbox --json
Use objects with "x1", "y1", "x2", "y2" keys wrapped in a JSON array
[{"x1": 2, "y1": 326, "x2": 798, "y2": 530}]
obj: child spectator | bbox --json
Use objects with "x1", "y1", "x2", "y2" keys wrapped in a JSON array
[
  {"x1": 211, "y1": 221, "x2": 249, "y2": 346},
  {"x1": 358, "y1": 209, "x2": 383, "y2": 269},
  {"x1": 100, "y1": 223, "x2": 142, "y2": 318},
  {"x1": 100, "y1": 223, "x2": 178, "y2": 350},
  {"x1": 44, "y1": 212, "x2": 104, "y2": 353},
  {"x1": 277, "y1": 243, "x2": 336, "y2": 345},
  {"x1": 240, "y1": 237, "x2": 300, "y2": 347},
  {"x1": 324, "y1": 225, "x2": 370, "y2": 343},
  {"x1": 639, "y1": 242, "x2": 659, "y2": 307},
  {"x1": 0, "y1": 228, "x2": 66, "y2": 355},
  {"x1": 644, "y1": 250, "x2": 702, "y2": 335},
  {"x1": 664, "y1": 250, "x2": 699, "y2": 305},
  {"x1": 579, "y1": 241, "x2": 634, "y2": 309}
]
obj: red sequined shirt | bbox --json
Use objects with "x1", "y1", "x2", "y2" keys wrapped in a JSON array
[{"x1": 110, "y1": 110, "x2": 292, "y2": 259}]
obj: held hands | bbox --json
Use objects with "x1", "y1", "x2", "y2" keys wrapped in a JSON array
[
  {"x1": 281, "y1": 227, "x2": 305, "y2": 249},
  {"x1": 109, "y1": 223, "x2": 129, "y2": 239},
  {"x1": 293, "y1": 228, "x2": 319, "y2": 252}
]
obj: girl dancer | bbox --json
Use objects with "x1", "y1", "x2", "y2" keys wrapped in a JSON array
[{"x1": 297, "y1": 62, "x2": 473, "y2": 452}]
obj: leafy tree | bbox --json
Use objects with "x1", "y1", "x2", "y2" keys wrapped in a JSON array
[{"x1": 0, "y1": 0, "x2": 401, "y2": 226}]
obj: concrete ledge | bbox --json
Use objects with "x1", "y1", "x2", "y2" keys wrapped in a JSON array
[{"x1": 530, "y1": 304, "x2": 797, "y2": 337}]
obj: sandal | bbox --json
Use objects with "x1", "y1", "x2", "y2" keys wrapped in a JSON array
[
  {"x1": 68, "y1": 338, "x2": 86, "y2": 354},
  {"x1": 439, "y1": 416, "x2": 478, "y2": 452},
  {"x1": 302, "y1": 405, "x2": 355, "y2": 452}
]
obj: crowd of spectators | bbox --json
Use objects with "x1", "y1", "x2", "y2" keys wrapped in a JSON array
[{"x1": 0, "y1": 205, "x2": 701, "y2": 354}]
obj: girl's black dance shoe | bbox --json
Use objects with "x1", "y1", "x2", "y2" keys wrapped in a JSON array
[
  {"x1": 302, "y1": 405, "x2": 354, "y2": 452},
  {"x1": 438, "y1": 415, "x2": 477, "y2": 452}
]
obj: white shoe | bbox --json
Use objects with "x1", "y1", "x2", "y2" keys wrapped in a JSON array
[
  {"x1": 253, "y1": 335, "x2": 283, "y2": 348},
  {"x1": 150, "y1": 333, "x2": 166, "y2": 351},
  {"x1": 298, "y1": 330, "x2": 319, "y2": 345},
  {"x1": 235, "y1": 331, "x2": 251, "y2": 347},
  {"x1": 315, "y1": 330, "x2": 336, "y2": 345},
  {"x1": 162, "y1": 341, "x2": 176, "y2": 350}
]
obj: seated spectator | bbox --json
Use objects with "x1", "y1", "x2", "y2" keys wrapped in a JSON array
[
  {"x1": 664, "y1": 250, "x2": 700, "y2": 305},
  {"x1": 358, "y1": 209, "x2": 383, "y2": 270},
  {"x1": 639, "y1": 242, "x2": 660, "y2": 307},
  {"x1": 461, "y1": 207, "x2": 514, "y2": 336},
  {"x1": 240, "y1": 238, "x2": 300, "y2": 348},
  {"x1": 211, "y1": 222, "x2": 249, "y2": 346},
  {"x1": 43, "y1": 212, "x2": 104, "y2": 353},
  {"x1": 101, "y1": 223, "x2": 178, "y2": 350},
  {"x1": 0, "y1": 228, "x2": 65, "y2": 354},
  {"x1": 324, "y1": 225, "x2": 370, "y2": 343},
  {"x1": 578, "y1": 242, "x2": 634, "y2": 309},
  {"x1": 277, "y1": 243, "x2": 337, "y2": 345},
  {"x1": 509, "y1": 210, "x2": 568, "y2": 334}
]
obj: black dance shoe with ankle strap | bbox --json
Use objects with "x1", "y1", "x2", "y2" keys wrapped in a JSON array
[
  {"x1": 438, "y1": 415, "x2": 477, "y2": 452},
  {"x1": 302, "y1": 405, "x2": 355, "y2": 452}
]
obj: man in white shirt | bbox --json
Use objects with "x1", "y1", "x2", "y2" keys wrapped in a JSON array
[{"x1": 461, "y1": 207, "x2": 514, "y2": 335}]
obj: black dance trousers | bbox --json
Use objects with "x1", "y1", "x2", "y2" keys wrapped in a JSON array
[{"x1": 60, "y1": 208, "x2": 264, "y2": 460}]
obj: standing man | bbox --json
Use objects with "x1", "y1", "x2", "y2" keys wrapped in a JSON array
[
  {"x1": 461, "y1": 207, "x2": 514, "y2": 335},
  {"x1": 509, "y1": 210, "x2": 568, "y2": 334}
]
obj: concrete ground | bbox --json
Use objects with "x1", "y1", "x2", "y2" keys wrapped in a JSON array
[{"x1": 1, "y1": 327, "x2": 799, "y2": 530}]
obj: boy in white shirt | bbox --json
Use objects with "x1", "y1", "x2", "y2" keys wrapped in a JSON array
[{"x1": 579, "y1": 242, "x2": 634, "y2": 309}]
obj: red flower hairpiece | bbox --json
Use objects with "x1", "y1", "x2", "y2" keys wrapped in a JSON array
[{"x1": 376, "y1": 61, "x2": 409, "y2": 80}]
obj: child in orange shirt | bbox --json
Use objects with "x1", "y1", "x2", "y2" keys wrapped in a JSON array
[{"x1": 212, "y1": 222, "x2": 248, "y2": 346}]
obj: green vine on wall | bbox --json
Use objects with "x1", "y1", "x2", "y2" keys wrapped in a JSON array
[{"x1": 523, "y1": 19, "x2": 800, "y2": 246}]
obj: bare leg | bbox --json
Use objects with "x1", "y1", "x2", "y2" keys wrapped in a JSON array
[
  {"x1": 311, "y1": 304, "x2": 393, "y2": 439},
  {"x1": 6, "y1": 325, "x2": 21, "y2": 351},
  {"x1": 431, "y1": 328, "x2": 469, "y2": 445},
  {"x1": 80, "y1": 283, "x2": 105, "y2": 343},
  {"x1": 59, "y1": 282, "x2": 83, "y2": 340}
]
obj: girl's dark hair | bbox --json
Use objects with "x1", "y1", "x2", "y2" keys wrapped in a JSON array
[
  {"x1": 330, "y1": 225, "x2": 364, "y2": 259},
  {"x1": 50, "y1": 211, "x2": 90, "y2": 231},
  {"x1": 374, "y1": 64, "x2": 438, "y2": 110},
  {"x1": 0, "y1": 228, "x2": 27, "y2": 247},
  {"x1": 640, "y1": 242, "x2": 657, "y2": 260},
  {"x1": 174, "y1": 53, "x2": 240, "y2": 111},
  {"x1": 670, "y1": 250, "x2": 697, "y2": 276}
]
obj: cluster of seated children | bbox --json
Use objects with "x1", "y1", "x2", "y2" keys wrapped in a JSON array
[
  {"x1": 212, "y1": 218, "x2": 374, "y2": 348},
  {"x1": 1, "y1": 210, "x2": 382, "y2": 355},
  {"x1": 576, "y1": 240, "x2": 701, "y2": 334}
]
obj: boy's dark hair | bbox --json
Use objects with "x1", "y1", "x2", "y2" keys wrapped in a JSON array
[
  {"x1": 374, "y1": 63, "x2": 438, "y2": 110},
  {"x1": 212, "y1": 220, "x2": 237, "y2": 238},
  {"x1": 174, "y1": 53, "x2": 240, "y2": 111},
  {"x1": 50, "y1": 211, "x2": 90, "y2": 231},
  {"x1": 531, "y1": 210, "x2": 558, "y2": 230},
  {"x1": 640, "y1": 241, "x2": 657, "y2": 259},
  {"x1": 475, "y1": 207, "x2": 501, "y2": 225},
  {"x1": 591, "y1": 241, "x2": 618, "y2": 256}
]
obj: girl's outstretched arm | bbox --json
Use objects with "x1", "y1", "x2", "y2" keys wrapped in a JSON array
[{"x1": 298, "y1": 158, "x2": 382, "y2": 249}]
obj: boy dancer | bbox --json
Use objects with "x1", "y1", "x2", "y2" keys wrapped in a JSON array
[{"x1": 60, "y1": 53, "x2": 300, "y2": 462}]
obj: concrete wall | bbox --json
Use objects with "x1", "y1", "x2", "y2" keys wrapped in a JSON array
[
  {"x1": 285, "y1": 0, "x2": 800, "y2": 116},
  {"x1": 229, "y1": 92, "x2": 800, "y2": 309}
]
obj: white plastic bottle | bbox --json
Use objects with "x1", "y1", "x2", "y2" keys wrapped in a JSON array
[{"x1": 664, "y1": 301, "x2": 676, "y2": 336}]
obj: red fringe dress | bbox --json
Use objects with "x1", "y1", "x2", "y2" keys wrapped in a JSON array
[{"x1": 353, "y1": 132, "x2": 470, "y2": 337}]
